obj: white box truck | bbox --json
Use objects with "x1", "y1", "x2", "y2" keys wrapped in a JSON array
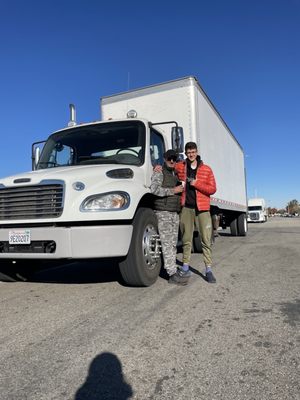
[
  {"x1": 0, "y1": 76, "x2": 247, "y2": 286},
  {"x1": 247, "y1": 198, "x2": 268, "y2": 222}
]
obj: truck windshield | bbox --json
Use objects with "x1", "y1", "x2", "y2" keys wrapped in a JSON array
[
  {"x1": 248, "y1": 206, "x2": 262, "y2": 211},
  {"x1": 37, "y1": 121, "x2": 145, "y2": 169}
]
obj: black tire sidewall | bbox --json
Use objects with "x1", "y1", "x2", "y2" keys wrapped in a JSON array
[
  {"x1": 120, "y1": 208, "x2": 161, "y2": 286},
  {"x1": 237, "y1": 213, "x2": 247, "y2": 236}
]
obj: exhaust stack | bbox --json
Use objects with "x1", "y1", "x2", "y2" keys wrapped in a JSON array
[{"x1": 68, "y1": 104, "x2": 77, "y2": 127}]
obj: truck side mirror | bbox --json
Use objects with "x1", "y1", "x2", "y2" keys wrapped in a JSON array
[
  {"x1": 171, "y1": 126, "x2": 184, "y2": 153},
  {"x1": 31, "y1": 147, "x2": 41, "y2": 171},
  {"x1": 31, "y1": 140, "x2": 46, "y2": 170}
]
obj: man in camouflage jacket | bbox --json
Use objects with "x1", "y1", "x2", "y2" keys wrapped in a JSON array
[{"x1": 150, "y1": 149, "x2": 190, "y2": 285}]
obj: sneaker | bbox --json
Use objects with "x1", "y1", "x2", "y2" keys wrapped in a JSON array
[
  {"x1": 179, "y1": 267, "x2": 192, "y2": 278},
  {"x1": 206, "y1": 271, "x2": 216, "y2": 283},
  {"x1": 169, "y1": 270, "x2": 189, "y2": 285}
]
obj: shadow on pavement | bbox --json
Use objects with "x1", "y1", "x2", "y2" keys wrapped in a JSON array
[
  {"x1": 189, "y1": 266, "x2": 207, "y2": 281},
  {"x1": 159, "y1": 259, "x2": 207, "y2": 283},
  {"x1": 75, "y1": 352, "x2": 133, "y2": 400},
  {"x1": 0, "y1": 259, "x2": 125, "y2": 285}
]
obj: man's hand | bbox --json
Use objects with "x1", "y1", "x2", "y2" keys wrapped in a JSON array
[
  {"x1": 186, "y1": 177, "x2": 196, "y2": 186},
  {"x1": 188, "y1": 179, "x2": 196, "y2": 186},
  {"x1": 153, "y1": 164, "x2": 162, "y2": 173},
  {"x1": 173, "y1": 184, "x2": 184, "y2": 194}
]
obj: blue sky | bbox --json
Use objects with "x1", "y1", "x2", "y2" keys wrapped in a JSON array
[{"x1": 0, "y1": 0, "x2": 299, "y2": 209}]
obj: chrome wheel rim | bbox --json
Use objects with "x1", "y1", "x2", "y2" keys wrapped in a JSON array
[{"x1": 142, "y1": 224, "x2": 161, "y2": 270}]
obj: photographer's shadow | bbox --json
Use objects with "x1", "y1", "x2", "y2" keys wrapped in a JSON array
[{"x1": 75, "y1": 352, "x2": 133, "y2": 400}]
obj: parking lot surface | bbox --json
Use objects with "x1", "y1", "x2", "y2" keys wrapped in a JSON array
[{"x1": 0, "y1": 217, "x2": 299, "y2": 399}]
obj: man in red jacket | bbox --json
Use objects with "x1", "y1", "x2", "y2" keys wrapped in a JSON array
[{"x1": 175, "y1": 142, "x2": 217, "y2": 283}]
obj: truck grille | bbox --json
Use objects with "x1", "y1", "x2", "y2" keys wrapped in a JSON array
[
  {"x1": 0, "y1": 183, "x2": 64, "y2": 220},
  {"x1": 249, "y1": 212, "x2": 259, "y2": 221}
]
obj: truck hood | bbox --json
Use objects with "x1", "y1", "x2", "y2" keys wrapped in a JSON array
[
  {"x1": 0, "y1": 164, "x2": 148, "y2": 222},
  {"x1": 0, "y1": 164, "x2": 144, "y2": 187}
]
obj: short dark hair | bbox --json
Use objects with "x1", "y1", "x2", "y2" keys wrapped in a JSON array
[{"x1": 185, "y1": 142, "x2": 197, "y2": 152}]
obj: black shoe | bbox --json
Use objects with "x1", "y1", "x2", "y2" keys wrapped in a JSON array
[
  {"x1": 206, "y1": 271, "x2": 216, "y2": 283},
  {"x1": 169, "y1": 270, "x2": 189, "y2": 285}
]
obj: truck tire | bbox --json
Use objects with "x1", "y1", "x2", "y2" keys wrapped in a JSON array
[
  {"x1": 230, "y1": 218, "x2": 238, "y2": 236},
  {"x1": 237, "y1": 213, "x2": 247, "y2": 236},
  {"x1": 119, "y1": 208, "x2": 161, "y2": 287}
]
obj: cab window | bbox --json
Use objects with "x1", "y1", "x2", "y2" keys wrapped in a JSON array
[{"x1": 150, "y1": 129, "x2": 165, "y2": 166}]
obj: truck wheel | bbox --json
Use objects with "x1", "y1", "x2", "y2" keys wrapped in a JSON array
[
  {"x1": 237, "y1": 213, "x2": 247, "y2": 236},
  {"x1": 119, "y1": 208, "x2": 161, "y2": 287},
  {"x1": 230, "y1": 218, "x2": 238, "y2": 236}
]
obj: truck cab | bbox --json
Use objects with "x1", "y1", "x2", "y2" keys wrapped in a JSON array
[
  {"x1": 0, "y1": 113, "x2": 183, "y2": 286},
  {"x1": 247, "y1": 198, "x2": 268, "y2": 223},
  {"x1": 0, "y1": 76, "x2": 248, "y2": 286}
]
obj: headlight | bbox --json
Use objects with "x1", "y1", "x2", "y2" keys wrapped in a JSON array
[{"x1": 80, "y1": 192, "x2": 130, "y2": 211}]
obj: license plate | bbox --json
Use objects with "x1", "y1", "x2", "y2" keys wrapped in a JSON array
[{"x1": 9, "y1": 230, "x2": 31, "y2": 245}]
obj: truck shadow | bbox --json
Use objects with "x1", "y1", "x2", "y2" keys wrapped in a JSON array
[
  {"x1": 217, "y1": 232, "x2": 232, "y2": 237},
  {"x1": 2, "y1": 259, "x2": 126, "y2": 285},
  {"x1": 35, "y1": 259, "x2": 125, "y2": 285}
]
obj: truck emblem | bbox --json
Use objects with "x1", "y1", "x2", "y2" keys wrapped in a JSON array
[{"x1": 72, "y1": 181, "x2": 85, "y2": 191}]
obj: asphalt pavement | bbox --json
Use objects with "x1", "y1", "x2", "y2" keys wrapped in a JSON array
[{"x1": 0, "y1": 217, "x2": 299, "y2": 400}]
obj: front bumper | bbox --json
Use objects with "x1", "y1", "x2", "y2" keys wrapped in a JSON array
[{"x1": 0, "y1": 225, "x2": 133, "y2": 259}]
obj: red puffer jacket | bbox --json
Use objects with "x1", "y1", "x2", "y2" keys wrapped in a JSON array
[{"x1": 175, "y1": 160, "x2": 216, "y2": 211}]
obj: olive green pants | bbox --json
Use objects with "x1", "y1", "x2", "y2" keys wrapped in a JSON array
[{"x1": 180, "y1": 207, "x2": 212, "y2": 266}]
